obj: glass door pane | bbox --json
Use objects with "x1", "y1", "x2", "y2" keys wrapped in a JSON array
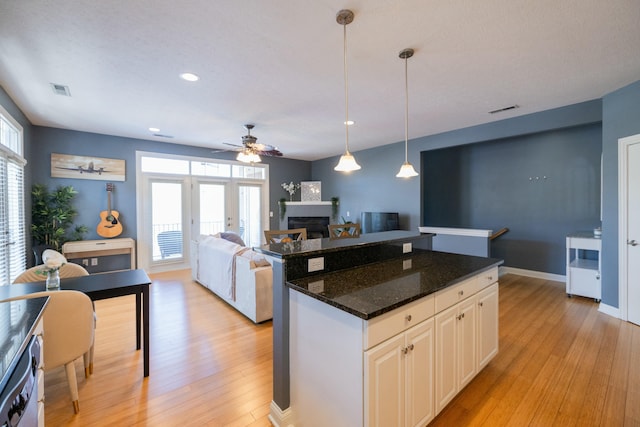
[
  {"x1": 152, "y1": 181, "x2": 184, "y2": 261},
  {"x1": 238, "y1": 184, "x2": 262, "y2": 247},
  {"x1": 196, "y1": 182, "x2": 227, "y2": 236}
]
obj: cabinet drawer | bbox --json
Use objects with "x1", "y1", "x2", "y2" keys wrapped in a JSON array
[
  {"x1": 434, "y1": 276, "x2": 476, "y2": 314},
  {"x1": 63, "y1": 238, "x2": 135, "y2": 253},
  {"x1": 365, "y1": 295, "x2": 434, "y2": 350},
  {"x1": 567, "y1": 237, "x2": 601, "y2": 251},
  {"x1": 476, "y1": 267, "x2": 499, "y2": 291}
]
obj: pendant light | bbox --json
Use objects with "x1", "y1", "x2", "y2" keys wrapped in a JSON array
[
  {"x1": 334, "y1": 9, "x2": 361, "y2": 172},
  {"x1": 396, "y1": 48, "x2": 419, "y2": 178}
]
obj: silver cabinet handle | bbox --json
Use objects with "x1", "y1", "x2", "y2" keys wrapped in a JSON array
[{"x1": 629, "y1": 240, "x2": 638, "y2": 246}]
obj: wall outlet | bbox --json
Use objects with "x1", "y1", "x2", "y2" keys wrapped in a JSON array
[
  {"x1": 91, "y1": 258, "x2": 98, "y2": 266},
  {"x1": 82, "y1": 259, "x2": 89, "y2": 266},
  {"x1": 403, "y1": 259, "x2": 412, "y2": 270},
  {"x1": 269, "y1": 211, "x2": 273, "y2": 217},
  {"x1": 308, "y1": 257, "x2": 325, "y2": 272},
  {"x1": 403, "y1": 243, "x2": 412, "y2": 253}
]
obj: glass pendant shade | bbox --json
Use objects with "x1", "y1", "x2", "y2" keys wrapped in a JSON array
[
  {"x1": 396, "y1": 162, "x2": 418, "y2": 178},
  {"x1": 335, "y1": 151, "x2": 361, "y2": 172}
]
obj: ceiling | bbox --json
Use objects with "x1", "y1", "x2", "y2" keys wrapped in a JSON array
[{"x1": 1, "y1": 0, "x2": 639, "y2": 161}]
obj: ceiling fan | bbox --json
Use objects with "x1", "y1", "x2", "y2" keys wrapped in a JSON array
[{"x1": 222, "y1": 124, "x2": 283, "y2": 163}]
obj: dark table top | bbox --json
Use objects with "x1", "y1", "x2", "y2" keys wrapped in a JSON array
[
  {"x1": 287, "y1": 249, "x2": 503, "y2": 320},
  {"x1": 0, "y1": 269, "x2": 152, "y2": 302},
  {"x1": 0, "y1": 297, "x2": 48, "y2": 395}
]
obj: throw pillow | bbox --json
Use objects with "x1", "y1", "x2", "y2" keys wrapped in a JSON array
[{"x1": 220, "y1": 231, "x2": 246, "y2": 247}]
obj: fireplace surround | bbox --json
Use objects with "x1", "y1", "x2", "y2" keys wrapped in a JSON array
[{"x1": 288, "y1": 217, "x2": 330, "y2": 239}]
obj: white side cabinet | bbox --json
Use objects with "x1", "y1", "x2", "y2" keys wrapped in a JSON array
[{"x1": 566, "y1": 232, "x2": 601, "y2": 302}]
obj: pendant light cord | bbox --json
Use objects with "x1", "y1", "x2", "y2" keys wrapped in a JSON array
[
  {"x1": 343, "y1": 22, "x2": 350, "y2": 153},
  {"x1": 404, "y1": 54, "x2": 409, "y2": 163}
]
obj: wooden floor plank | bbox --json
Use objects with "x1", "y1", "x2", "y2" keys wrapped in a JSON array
[{"x1": 42, "y1": 271, "x2": 640, "y2": 426}]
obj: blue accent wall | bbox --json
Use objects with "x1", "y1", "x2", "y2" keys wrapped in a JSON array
[
  {"x1": 421, "y1": 124, "x2": 602, "y2": 274},
  {"x1": 27, "y1": 126, "x2": 310, "y2": 249},
  {"x1": 601, "y1": 80, "x2": 640, "y2": 307}
]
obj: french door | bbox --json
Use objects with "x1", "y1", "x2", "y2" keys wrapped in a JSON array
[{"x1": 192, "y1": 179, "x2": 263, "y2": 248}]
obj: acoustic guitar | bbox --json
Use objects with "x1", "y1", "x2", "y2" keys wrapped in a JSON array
[{"x1": 97, "y1": 183, "x2": 123, "y2": 238}]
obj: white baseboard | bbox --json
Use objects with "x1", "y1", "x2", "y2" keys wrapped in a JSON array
[
  {"x1": 269, "y1": 401, "x2": 294, "y2": 427},
  {"x1": 598, "y1": 302, "x2": 621, "y2": 319},
  {"x1": 499, "y1": 266, "x2": 566, "y2": 283}
]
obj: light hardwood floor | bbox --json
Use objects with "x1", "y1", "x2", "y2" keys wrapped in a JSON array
[{"x1": 43, "y1": 270, "x2": 639, "y2": 426}]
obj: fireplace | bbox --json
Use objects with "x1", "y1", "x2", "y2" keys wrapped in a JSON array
[{"x1": 288, "y1": 216, "x2": 330, "y2": 239}]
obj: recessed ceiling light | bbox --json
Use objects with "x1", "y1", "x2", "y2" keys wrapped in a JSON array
[
  {"x1": 180, "y1": 72, "x2": 199, "y2": 82},
  {"x1": 149, "y1": 127, "x2": 160, "y2": 132},
  {"x1": 344, "y1": 120, "x2": 355, "y2": 125}
]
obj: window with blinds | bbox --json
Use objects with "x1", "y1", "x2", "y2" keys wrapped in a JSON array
[{"x1": 0, "y1": 105, "x2": 26, "y2": 285}]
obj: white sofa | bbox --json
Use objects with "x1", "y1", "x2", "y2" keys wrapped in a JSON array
[{"x1": 190, "y1": 234, "x2": 273, "y2": 323}]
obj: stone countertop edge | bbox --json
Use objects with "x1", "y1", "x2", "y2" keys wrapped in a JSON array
[
  {"x1": 254, "y1": 230, "x2": 432, "y2": 259},
  {"x1": 286, "y1": 252, "x2": 503, "y2": 320}
]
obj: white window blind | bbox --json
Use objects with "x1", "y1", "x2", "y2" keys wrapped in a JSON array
[{"x1": 0, "y1": 106, "x2": 26, "y2": 285}]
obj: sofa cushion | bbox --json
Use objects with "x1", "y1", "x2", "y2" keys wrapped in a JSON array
[{"x1": 212, "y1": 231, "x2": 246, "y2": 247}]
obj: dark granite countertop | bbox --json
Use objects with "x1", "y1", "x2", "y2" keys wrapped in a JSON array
[
  {"x1": 0, "y1": 296, "x2": 48, "y2": 395},
  {"x1": 255, "y1": 230, "x2": 432, "y2": 259},
  {"x1": 287, "y1": 249, "x2": 502, "y2": 320}
]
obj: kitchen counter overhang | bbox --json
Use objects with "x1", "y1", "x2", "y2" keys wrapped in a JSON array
[{"x1": 287, "y1": 249, "x2": 502, "y2": 320}]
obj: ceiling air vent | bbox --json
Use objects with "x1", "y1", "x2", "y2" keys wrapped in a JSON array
[
  {"x1": 153, "y1": 133, "x2": 174, "y2": 139},
  {"x1": 50, "y1": 83, "x2": 71, "y2": 97},
  {"x1": 489, "y1": 104, "x2": 519, "y2": 114}
]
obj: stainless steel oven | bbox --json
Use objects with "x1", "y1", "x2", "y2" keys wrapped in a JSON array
[{"x1": 0, "y1": 336, "x2": 41, "y2": 426}]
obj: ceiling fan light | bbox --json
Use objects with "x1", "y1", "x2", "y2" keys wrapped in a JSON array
[
  {"x1": 237, "y1": 150, "x2": 261, "y2": 164},
  {"x1": 334, "y1": 151, "x2": 361, "y2": 172},
  {"x1": 396, "y1": 162, "x2": 418, "y2": 178}
]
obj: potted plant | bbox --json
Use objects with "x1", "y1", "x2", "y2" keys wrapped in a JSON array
[{"x1": 31, "y1": 184, "x2": 88, "y2": 256}]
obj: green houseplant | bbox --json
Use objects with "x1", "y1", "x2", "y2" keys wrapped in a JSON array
[{"x1": 31, "y1": 184, "x2": 88, "y2": 251}]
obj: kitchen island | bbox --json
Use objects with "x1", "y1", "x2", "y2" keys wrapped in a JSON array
[{"x1": 256, "y1": 231, "x2": 502, "y2": 427}]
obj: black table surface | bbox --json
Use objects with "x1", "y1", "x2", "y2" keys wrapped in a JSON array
[{"x1": 0, "y1": 269, "x2": 151, "y2": 301}]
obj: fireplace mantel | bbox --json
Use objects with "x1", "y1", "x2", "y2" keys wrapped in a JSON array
[
  {"x1": 284, "y1": 201, "x2": 332, "y2": 206},
  {"x1": 280, "y1": 201, "x2": 334, "y2": 229}
]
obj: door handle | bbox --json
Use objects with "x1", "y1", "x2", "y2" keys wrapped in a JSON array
[{"x1": 628, "y1": 240, "x2": 638, "y2": 246}]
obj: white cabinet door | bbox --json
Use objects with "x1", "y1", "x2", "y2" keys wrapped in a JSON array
[
  {"x1": 477, "y1": 283, "x2": 499, "y2": 370},
  {"x1": 366, "y1": 334, "x2": 405, "y2": 427},
  {"x1": 405, "y1": 318, "x2": 435, "y2": 427},
  {"x1": 435, "y1": 305, "x2": 457, "y2": 413},
  {"x1": 457, "y1": 297, "x2": 477, "y2": 390}
]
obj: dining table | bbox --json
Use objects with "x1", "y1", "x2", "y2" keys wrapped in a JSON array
[{"x1": 0, "y1": 269, "x2": 152, "y2": 377}]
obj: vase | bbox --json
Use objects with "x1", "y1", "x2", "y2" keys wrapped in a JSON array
[{"x1": 46, "y1": 269, "x2": 60, "y2": 290}]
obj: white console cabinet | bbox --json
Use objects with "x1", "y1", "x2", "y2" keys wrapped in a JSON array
[
  {"x1": 566, "y1": 232, "x2": 601, "y2": 302},
  {"x1": 62, "y1": 238, "x2": 136, "y2": 271}
]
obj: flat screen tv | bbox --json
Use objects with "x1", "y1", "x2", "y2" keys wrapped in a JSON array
[{"x1": 361, "y1": 212, "x2": 400, "y2": 233}]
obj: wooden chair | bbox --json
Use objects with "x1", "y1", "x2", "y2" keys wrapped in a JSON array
[
  {"x1": 328, "y1": 223, "x2": 361, "y2": 240},
  {"x1": 264, "y1": 228, "x2": 307, "y2": 244}
]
